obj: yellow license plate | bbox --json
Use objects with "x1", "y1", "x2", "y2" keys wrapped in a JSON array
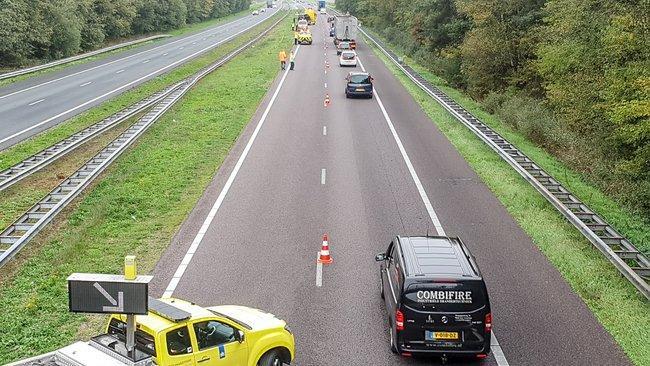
[{"x1": 433, "y1": 331, "x2": 459, "y2": 340}]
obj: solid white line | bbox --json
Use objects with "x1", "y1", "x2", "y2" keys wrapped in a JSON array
[
  {"x1": 28, "y1": 99, "x2": 44, "y2": 106},
  {"x1": 323, "y1": 126, "x2": 327, "y2": 135},
  {"x1": 321, "y1": 168, "x2": 326, "y2": 185},
  {"x1": 162, "y1": 46, "x2": 302, "y2": 298},
  {"x1": 115, "y1": 69, "x2": 125, "y2": 74},
  {"x1": 357, "y1": 57, "x2": 510, "y2": 366},
  {"x1": 316, "y1": 257, "x2": 323, "y2": 287},
  {"x1": 0, "y1": 16, "x2": 253, "y2": 100},
  {"x1": 0, "y1": 16, "x2": 272, "y2": 147},
  {"x1": 80, "y1": 81, "x2": 92, "y2": 87}
]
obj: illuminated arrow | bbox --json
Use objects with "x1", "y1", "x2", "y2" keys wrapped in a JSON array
[{"x1": 93, "y1": 282, "x2": 124, "y2": 312}]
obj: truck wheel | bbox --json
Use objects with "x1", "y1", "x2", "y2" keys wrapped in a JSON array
[{"x1": 258, "y1": 349, "x2": 283, "y2": 366}]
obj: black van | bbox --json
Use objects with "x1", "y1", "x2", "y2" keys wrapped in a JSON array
[{"x1": 375, "y1": 236, "x2": 492, "y2": 360}]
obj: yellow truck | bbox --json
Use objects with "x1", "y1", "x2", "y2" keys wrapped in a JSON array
[
  {"x1": 296, "y1": 30, "x2": 313, "y2": 45},
  {"x1": 10, "y1": 298, "x2": 295, "y2": 366},
  {"x1": 108, "y1": 298, "x2": 295, "y2": 365},
  {"x1": 305, "y1": 8, "x2": 317, "y2": 25}
]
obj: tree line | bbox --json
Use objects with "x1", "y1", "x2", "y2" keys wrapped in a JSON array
[
  {"x1": 338, "y1": 0, "x2": 649, "y2": 217},
  {"x1": 0, "y1": 0, "x2": 252, "y2": 67}
]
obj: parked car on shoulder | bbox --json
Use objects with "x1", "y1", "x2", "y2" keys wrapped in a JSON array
[{"x1": 375, "y1": 236, "x2": 492, "y2": 361}]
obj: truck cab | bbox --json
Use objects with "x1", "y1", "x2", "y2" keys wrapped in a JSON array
[{"x1": 105, "y1": 298, "x2": 295, "y2": 366}]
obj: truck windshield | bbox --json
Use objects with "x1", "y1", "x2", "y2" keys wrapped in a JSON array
[
  {"x1": 108, "y1": 318, "x2": 157, "y2": 356},
  {"x1": 403, "y1": 282, "x2": 487, "y2": 312}
]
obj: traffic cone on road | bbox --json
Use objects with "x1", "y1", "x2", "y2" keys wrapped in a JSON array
[{"x1": 317, "y1": 234, "x2": 333, "y2": 264}]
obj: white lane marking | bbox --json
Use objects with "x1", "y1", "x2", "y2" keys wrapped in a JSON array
[
  {"x1": 0, "y1": 16, "x2": 253, "y2": 100},
  {"x1": 323, "y1": 126, "x2": 327, "y2": 136},
  {"x1": 28, "y1": 99, "x2": 45, "y2": 106},
  {"x1": 180, "y1": 46, "x2": 185, "y2": 50},
  {"x1": 79, "y1": 81, "x2": 92, "y2": 87},
  {"x1": 0, "y1": 17, "x2": 272, "y2": 147},
  {"x1": 115, "y1": 69, "x2": 125, "y2": 74},
  {"x1": 192, "y1": 42, "x2": 197, "y2": 45},
  {"x1": 321, "y1": 168, "x2": 326, "y2": 185},
  {"x1": 324, "y1": 82, "x2": 327, "y2": 88},
  {"x1": 142, "y1": 59, "x2": 150, "y2": 64},
  {"x1": 162, "y1": 46, "x2": 303, "y2": 298},
  {"x1": 316, "y1": 256, "x2": 323, "y2": 287},
  {"x1": 357, "y1": 57, "x2": 510, "y2": 366}
]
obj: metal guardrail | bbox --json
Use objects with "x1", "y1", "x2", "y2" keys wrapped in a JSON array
[
  {"x1": 0, "y1": 84, "x2": 180, "y2": 192},
  {"x1": 0, "y1": 11, "x2": 289, "y2": 268},
  {"x1": 0, "y1": 35, "x2": 171, "y2": 81},
  {"x1": 356, "y1": 26, "x2": 650, "y2": 300}
]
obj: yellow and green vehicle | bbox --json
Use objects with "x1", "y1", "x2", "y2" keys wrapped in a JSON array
[
  {"x1": 296, "y1": 31, "x2": 313, "y2": 45},
  {"x1": 107, "y1": 298, "x2": 295, "y2": 366}
]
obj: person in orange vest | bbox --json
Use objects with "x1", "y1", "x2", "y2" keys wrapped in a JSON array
[{"x1": 278, "y1": 50, "x2": 287, "y2": 70}]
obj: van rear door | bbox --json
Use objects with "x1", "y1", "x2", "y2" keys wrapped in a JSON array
[{"x1": 400, "y1": 280, "x2": 490, "y2": 352}]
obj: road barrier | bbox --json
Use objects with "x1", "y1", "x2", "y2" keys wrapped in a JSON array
[{"x1": 355, "y1": 24, "x2": 650, "y2": 300}]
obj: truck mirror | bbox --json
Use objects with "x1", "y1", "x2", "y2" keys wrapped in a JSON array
[
  {"x1": 375, "y1": 253, "x2": 386, "y2": 261},
  {"x1": 235, "y1": 330, "x2": 245, "y2": 343}
]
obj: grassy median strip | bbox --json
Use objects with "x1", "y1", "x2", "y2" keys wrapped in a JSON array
[
  {"x1": 0, "y1": 15, "x2": 293, "y2": 364},
  {"x1": 364, "y1": 34, "x2": 650, "y2": 365}
]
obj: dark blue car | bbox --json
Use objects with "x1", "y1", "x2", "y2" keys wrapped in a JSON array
[{"x1": 345, "y1": 72, "x2": 374, "y2": 98}]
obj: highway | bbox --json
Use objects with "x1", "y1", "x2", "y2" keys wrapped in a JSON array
[
  {"x1": 149, "y1": 14, "x2": 631, "y2": 365},
  {"x1": 0, "y1": 7, "x2": 280, "y2": 151}
]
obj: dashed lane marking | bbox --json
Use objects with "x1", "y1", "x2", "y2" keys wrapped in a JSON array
[
  {"x1": 79, "y1": 81, "x2": 92, "y2": 87},
  {"x1": 357, "y1": 57, "x2": 510, "y2": 366},
  {"x1": 321, "y1": 168, "x2": 326, "y2": 185},
  {"x1": 28, "y1": 99, "x2": 45, "y2": 106}
]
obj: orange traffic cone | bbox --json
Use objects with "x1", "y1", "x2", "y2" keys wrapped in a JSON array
[
  {"x1": 324, "y1": 94, "x2": 331, "y2": 107},
  {"x1": 317, "y1": 234, "x2": 333, "y2": 264}
]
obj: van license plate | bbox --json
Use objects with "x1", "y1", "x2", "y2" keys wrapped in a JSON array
[
  {"x1": 425, "y1": 331, "x2": 459, "y2": 341},
  {"x1": 356, "y1": 88, "x2": 365, "y2": 92}
]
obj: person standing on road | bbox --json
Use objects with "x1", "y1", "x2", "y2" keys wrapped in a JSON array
[
  {"x1": 278, "y1": 50, "x2": 287, "y2": 70},
  {"x1": 289, "y1": 51, "x2": 296, "y2": 70}
]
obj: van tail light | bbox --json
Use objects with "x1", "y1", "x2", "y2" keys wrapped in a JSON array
[
  {"x1": 485, "y1": 312, "x2": 492, "y2": 333},
  {"x1": 395, "y1": 310, "x2": 405, "y2": 331}
]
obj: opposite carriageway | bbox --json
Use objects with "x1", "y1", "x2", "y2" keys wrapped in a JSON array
[{"x1": 0, "y1": 11, "x2": 290, "y2": 268}]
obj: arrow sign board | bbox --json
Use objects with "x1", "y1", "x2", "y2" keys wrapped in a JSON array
[{"x1": 67, "y1": 273, "x2": 152, "y2": 315}]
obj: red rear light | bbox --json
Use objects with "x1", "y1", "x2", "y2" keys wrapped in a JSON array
[
  {"x1": 395, "y1": 309, "x2": 405, "y2": 331},
  {"x1": 476, "y1": 354, "x2": 488, "y2": 359},
  {"x1": 485, "y1": 312, "x2": 492, "y2": 333}
]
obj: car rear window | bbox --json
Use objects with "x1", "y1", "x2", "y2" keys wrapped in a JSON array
[
  {"x1": 349, "y1": 74, "x2": 370, "y2": 84},
  {"x1": 403, "y1": 282, "x2": 487, "y2": 312},
  {"x1": 341, "y1": 52, "x2": 355, "y2": 60}
]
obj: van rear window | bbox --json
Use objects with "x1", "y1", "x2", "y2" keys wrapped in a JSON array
[{"x1": 404, "y1": 282, "x2": 486, "y2": 312}]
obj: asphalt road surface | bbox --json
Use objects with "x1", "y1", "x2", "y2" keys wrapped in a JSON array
[
  {"x1": 150, "y1": 15, "x2": 631, "y2": 366},
  {"x1": 0, "y1": 7, "x2": 280, "y2": 151}
]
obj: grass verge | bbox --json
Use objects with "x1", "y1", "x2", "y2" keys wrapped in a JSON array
[
  {"x1": 363, "y1": 32, "x2": 650, "y2": 365},
  {"x1": 0, "y1": 14, "x2": 293, "y2": 364},
  {"x1": 0, "y1": 7, "x2": 256, "y2": 88}
]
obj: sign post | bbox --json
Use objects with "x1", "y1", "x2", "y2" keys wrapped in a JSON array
[{"x1": 67, "y1": 256, "x2": 151, "y2": 361}]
